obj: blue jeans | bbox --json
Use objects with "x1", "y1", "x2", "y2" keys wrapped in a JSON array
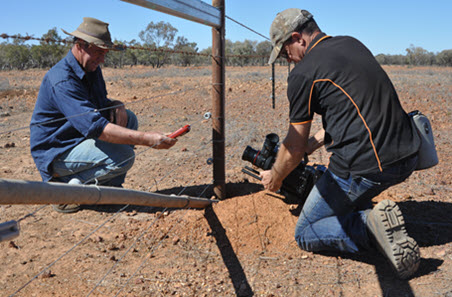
[
  {"x1": 294, "y1": 155, "x2": 418, "y2": 253},
  {"x1": 51, "y1": 110, "x2": 138, "y2": 187}
]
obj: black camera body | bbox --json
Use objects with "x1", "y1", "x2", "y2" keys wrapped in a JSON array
[{"x1": 242, "y1": 133, "x2": 326, "y2": 205}]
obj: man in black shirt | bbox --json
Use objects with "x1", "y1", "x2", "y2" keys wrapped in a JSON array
[{"x1": 261, "y1": 8, "x2": 421, "y2": 279}]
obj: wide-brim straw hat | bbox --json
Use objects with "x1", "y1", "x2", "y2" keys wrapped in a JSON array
[{"x1": 62, "y1": 17, "x2": 122, "y2": 51}]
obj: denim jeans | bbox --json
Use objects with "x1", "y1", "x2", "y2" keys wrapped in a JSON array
[
  {"x1": 294, "y1": 154, "x2": 418, "y2": 253},
  {"x1": 51, "y1": 110, "x2": 138, "y2": 187}
]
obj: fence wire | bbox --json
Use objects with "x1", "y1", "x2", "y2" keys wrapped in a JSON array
[
  {"x1": 5, "y1": 106, "x2": 215, "y2": 295},
  {"x1": 0, "y1": 12, "x2": 290, "y2": 294},
  {"x1": 0, "y1": 86, "x2": 202, "y2": 136},
  {"x1": 0, "y1": 83, "x2": 213, "y2": 235},
  {"x1": 0, "y1": 65, "x2": 219, "y2": 294},
  {"x1": 0, "y1": 33, "x2": 269, "y2": 59}
]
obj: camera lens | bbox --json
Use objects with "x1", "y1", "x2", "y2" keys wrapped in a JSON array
[
  {"x1": 242, "y1": 146, "x2": 259, "y2": 164},
  {"x1": 242, "y1": 133, "x2": 280, "y2": 170}
]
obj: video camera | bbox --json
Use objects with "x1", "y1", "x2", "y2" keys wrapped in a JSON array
[{"x1": 242, "y1": 133, "x2": 326, "y2": 205}]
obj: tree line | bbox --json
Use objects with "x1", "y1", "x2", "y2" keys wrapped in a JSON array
[
  {"x1": 1, "y1": 21, "x2": 451, "y2": 70},
  {"x1": 376, "y1": 45, "x2": 452, "y2": 67}
]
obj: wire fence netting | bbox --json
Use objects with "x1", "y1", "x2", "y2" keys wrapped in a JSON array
[
  {"x1": 0, "y1": 9, "x2": 368, "y2": 296},
  {"x1": 0, "y1": 51, "x2": 319, "y2": 295}
]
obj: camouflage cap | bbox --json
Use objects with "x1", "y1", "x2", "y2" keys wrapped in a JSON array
[{"x1": 268, "y1": 9, "x2": 313, "y2": 64}]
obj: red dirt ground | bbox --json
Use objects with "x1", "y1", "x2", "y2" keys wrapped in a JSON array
[{"x1": 0, "y1": 65, "x2": 451, "y2": 296}]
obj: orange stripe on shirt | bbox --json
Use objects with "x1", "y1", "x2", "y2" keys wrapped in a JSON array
[
  {"x1": 307, "y1": 35, "x2": 332, "y2": 55},
  {"x1": 309, "y1": 79, "x2": 383, "y2": 172},
  {"x1": 291, "y1": 119, "x2": 313, "y2": 125}
]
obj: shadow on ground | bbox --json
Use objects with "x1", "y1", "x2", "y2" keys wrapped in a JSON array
[
  {"x1": 305, "y1": 199, "x2": 452, "y2": 297},
  {"x1": 204, "y1": 206, "x2": 254, "y2": 297},
  {"x1": 399, "y1": 200, "x2": 452, "y2": 247},
  {"x1": 156, "y1": 181, "x2": 264, "y2": 199},
  {"x1": 82, "y1": 181, "x2": 263, "y2": 214},
  {"x1": 85, "y1": 183, "x2": 452, "y2": 249},
  {"x1": 82, "y1": 182, "x2": 450, "y2": 297}
]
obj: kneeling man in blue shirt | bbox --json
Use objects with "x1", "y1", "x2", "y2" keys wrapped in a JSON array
[{"x1": 30, "y1": 17, "x2": 177, "y2": 213}]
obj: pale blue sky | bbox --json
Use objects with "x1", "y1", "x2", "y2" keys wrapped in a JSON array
[{"x1": 1, "y1": 0, "x2": 451, "y2": 55}]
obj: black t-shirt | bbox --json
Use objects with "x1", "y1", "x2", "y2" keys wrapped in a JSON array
[{"x1": 288, "y1": 33, "x2": 421, "y2": 178}]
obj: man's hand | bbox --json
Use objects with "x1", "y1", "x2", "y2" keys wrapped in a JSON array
[
  {"x1": 144, "y1": 132, "x2": 177, "y2": 149},
  {"x1": 109, "y1": 100, "x2": 128, "y2": 127},
  {"x1": 260, "y1": 169, "x2": 283, "y2": 192}
]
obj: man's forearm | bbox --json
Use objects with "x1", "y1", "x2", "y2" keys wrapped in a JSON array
[
  {"x1": 271, "y1": 142, "x2": 305, "y2": 184},
  {"x1": 307, "y1": 128, "x2": 325, "y2": 154},
  {"x1": 99, "y1": 123, "x2": 177, "y2": 149},
  {"x1": 99, "y1": 123, "x2": 146, "y2": 145},
  {"x1": 266, "y1": 123, "x2": 311, "y2": 190}
]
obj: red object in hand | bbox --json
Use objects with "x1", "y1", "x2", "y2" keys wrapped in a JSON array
[{"x1": 168, "y1": 125, "x2": 191, "y2": 139}]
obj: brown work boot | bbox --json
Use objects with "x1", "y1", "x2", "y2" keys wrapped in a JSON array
[
  {"x1": 367, "y1": 200, "x2": 420, "y2": 279},
  {"x1": 52, "y1": 204, "x2": 81, "y2": 213}
]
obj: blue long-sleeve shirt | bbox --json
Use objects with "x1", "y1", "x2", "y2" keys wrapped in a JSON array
[{"x1": 30, "y1": 50, "x2": 111, "y2": 181}]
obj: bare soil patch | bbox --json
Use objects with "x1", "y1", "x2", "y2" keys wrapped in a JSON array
[{"x1": 0, "y1": 65, "x2": 451, "y2": 297}]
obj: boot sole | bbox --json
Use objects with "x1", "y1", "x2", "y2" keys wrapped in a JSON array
[{"x1": 368, "y1": 200, "x2": 420, "y2": 279}]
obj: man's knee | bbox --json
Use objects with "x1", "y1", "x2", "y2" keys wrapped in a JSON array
[
  {"x1": 120, "y1": 153, "x2": 135, "y2": 172},
  {"x1": 294, "y1": 223, "x2": 312, "y2": 252},
  {"x1": 110, "y1": 145, "x2": 135, "y2": 171},
  {"x1": 294, "y1": 231, "x2": 316, "y2": 252}
]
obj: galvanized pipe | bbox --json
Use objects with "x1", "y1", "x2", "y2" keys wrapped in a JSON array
[{"x1": 0, "y1": 179, "x2": 218, "y2": 209}]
